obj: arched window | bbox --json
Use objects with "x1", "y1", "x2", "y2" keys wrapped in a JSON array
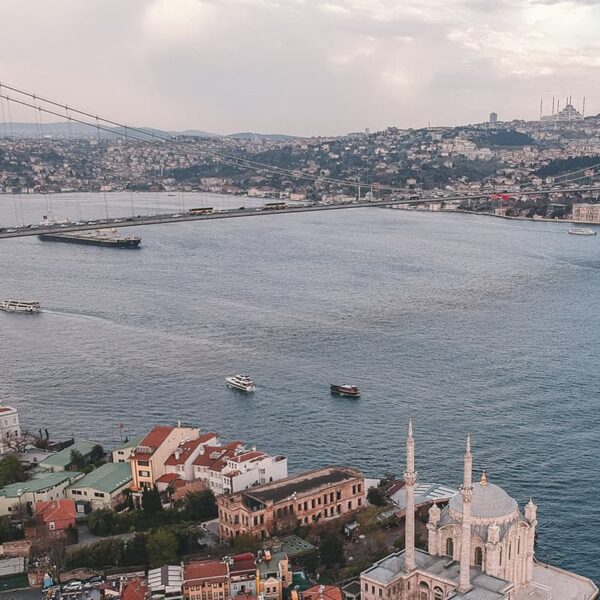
[
  {"x1": 419, "y1": 582, "x2": 430, "y2": 600},
  {"x1": 517, "y1": 536, "x2": 521, "y2": 554},
  {"x1": 474, "y1": 547, "x2": 483, "y2": 567},
  {"x1": 433, "y1": 587, "x2": 444, "y2": 600},
  {"x1": 499, "y1": 546, "x2": 503, "y2": 566},
  {"x1": 509, "y1": 543, "x2": 512, "y2": 560},
  {"x1": 445, "y1": 537, "x2": 454, "y2": 557}
]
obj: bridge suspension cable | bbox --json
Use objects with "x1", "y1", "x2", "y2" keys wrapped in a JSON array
[{"x1": 0, "y1": 81, "x2": 412, "y2": 194}]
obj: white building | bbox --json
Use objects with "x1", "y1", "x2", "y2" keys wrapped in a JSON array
[
  {"x1": 0, "y1": 405, "x2": 21, "y2": 454},
  {"x1": 192, "y1": 442, "x2": 288, "y2": 496}
]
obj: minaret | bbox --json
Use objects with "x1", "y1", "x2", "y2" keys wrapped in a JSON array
[
  {"x1": 458, "y1": 434, "x2": 473, "y2": 593},
  {"x1": 403, "y1": 418, "x2": 417, "y2": 571},
  {"x1": 524, "y1": 497, "x2": 538, "y2": 584}
]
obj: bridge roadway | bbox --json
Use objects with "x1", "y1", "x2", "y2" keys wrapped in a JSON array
[{"x1": 1, "y1": 186, "x2": 600, "y2": 239}]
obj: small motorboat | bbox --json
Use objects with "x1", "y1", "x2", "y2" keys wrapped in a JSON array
[
  {"x1": 226, "y1": 374, "x2": 256, "y2": 393},
  {"x1": 568, "y1": 228, "x2": 597, "y2": 236},
  {"x1": 330, "y1": 384, "x2": 361, "y2": 398}
]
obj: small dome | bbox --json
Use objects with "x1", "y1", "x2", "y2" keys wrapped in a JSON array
[{"x1": 449, "y1": 482, "x2": 518, "y2": 520}]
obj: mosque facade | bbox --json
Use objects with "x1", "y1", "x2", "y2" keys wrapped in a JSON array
[{"x1": 360, "y1": 421, "x2": 598, "y2": 600}]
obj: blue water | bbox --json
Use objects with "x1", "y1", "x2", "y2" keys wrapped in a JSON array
[{"x1": 1, "y1": 193, "x2": 599, "y2": 583}]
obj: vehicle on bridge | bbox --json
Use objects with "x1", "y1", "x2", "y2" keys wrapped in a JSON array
[
  {"x1": 262, "y1": 202, "x2": 287, "y2": 210},
  {"x1": 189, "y1": 207, "x2": 214, "y2": 215}
]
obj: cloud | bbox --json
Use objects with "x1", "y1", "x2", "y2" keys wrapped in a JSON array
[{"x1": 0, "y1": 0, "x2": 598, "y2": 134}]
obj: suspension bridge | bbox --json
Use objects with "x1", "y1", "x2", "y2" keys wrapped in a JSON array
[{"x1": 1, "y1": 81, "x2": 600, "y2": 240}]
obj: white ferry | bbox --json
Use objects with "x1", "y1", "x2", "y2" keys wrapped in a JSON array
[
  {"x1": 0, "y1": 300, "x2": 41, "y2": 313},
  {"x1": 568, "y1": 228, "x2": 597, "y2": 236},
  {"x1": 225, "y1": 374, "x2": 256, "y2": 393}
]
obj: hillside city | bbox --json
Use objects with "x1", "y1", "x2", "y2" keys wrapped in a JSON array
[{"x1": 1, "y1": 102, "x2": 600, "y2": 222}]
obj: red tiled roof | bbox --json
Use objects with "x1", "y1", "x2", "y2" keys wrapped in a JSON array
[
  {"x1": 121, "y1": 578, "x2": 148, "y2": 600},
  {"x1": 0, "y1": 407, "x2": 13, "y2": 413},
  {"x1": 303, "y1": 585, "x2": 343, "y2": 600},
  {"x1": 184, "y1": 560, "x2": 228, "y2": 584},
  {"x1": 223, "y1": 440, "x2": 245, "y2": 450},
  {"x1": 36, "y1": 500, "x2": 76, "y2": 526},
  {"x1": 193, "y1": 446, "x2": 231, "y2": 467},
  {"x1": 229, "y1": 451, "x2": 266, "y2": 464},
  {"x1": 164, "y1": 433, "x2": 218, "y2": 466},
  {"x1": 156, "y1": 473, "x2": 180, "y2": 484},
  {"x1": 132, "y1": 425, "x2": 174, "y2": 459},
  {"x1": 230, "y1": 557, "x2": 256, "y2": 574}
]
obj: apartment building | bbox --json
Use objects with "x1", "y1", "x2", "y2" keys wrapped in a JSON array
[
  {"x1": 257, "y1": 550, "x2": 290, "y2": 600},
  {"x1": 193, "y1": 442, "x2": 287, "y2": 496},
  {"x1": 0, "y1": 404, "x2": 21, "y2": 454},
  {"x1": 130, "y1": 425, "x2": 200, "y2": 491},
  {"x1": 218, "y1": 467, "x2": 364, "y2": 540},
  {"x1": 183, "y1": 560, "x2": 229, "y2": 600},
  {"x1": 164, "y1": 433, "x2": 220, "y2": 481},
  {"x1": 228, "y1": 553, "x2": 257, "y2": 597}
]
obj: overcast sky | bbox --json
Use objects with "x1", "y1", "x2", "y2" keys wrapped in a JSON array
[{"x1": 1, "y1": 0, "x2": 599, "y2": 136}]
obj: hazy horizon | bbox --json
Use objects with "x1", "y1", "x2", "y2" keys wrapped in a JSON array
[{"x1": 1, "y1": 0, "x2": 599, "y2": 136}]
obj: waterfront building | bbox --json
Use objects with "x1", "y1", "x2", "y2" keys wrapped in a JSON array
[
  {"x1": 130, "y1": 424, "x2": 200, "y2": 491},
  {"x1": 112, "y1": 434, "x2": 144, "y2": 463},
  {"x1": 217, "y1": 466, "x2": 364, "y2": 540},
  {"x1": 572, "y1": 203, "x2": 600, "y2": 223},
  {"x1": 0, "y1": 471, "x2": 82, "y2": 516},
  {"x1": 67, "y1": 461, "x2": 132, "y2": 510},
  {"x1": 163, "y1": 433, "x2": 220, "y2": 481},
  {"x1": 191, "y1": 442, "x2": 288, "y2": 496},
  {"x1": 359, "y1": 422, "x2": 599, "y2": 600},
  {"x1": 38, "y1": 439, "x2": 98, "y2": 472},
  {"x1": 0, "y1": 404, "x2": 21, "y2": 454},
  {"x1": 183, "y1": 560, "x2": 229, "y2": 600}
]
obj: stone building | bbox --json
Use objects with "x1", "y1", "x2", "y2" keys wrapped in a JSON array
[
  {"x1": 360, "y1": 421, "x2": 598, "y2": 600},
  {"x1": 218, "y1": 466, "x2": 364, "y2": 540}
]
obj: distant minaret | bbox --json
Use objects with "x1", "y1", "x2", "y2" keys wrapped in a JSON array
[
  {"x1": 403, "y1": 418, "x2": 417, "y2": 572},
  {"x1": 540, "y1": 99, "x2": 543, "y2": 120},
  {"x1": 552, "y1": 96, "x2": 555, "y2": 116},
  {"x1": 583, "y1": 96, "x2": 586, "y2": 118},
  {"x1": 458, "y1": 434, "x2": 474, "y2": 593}
]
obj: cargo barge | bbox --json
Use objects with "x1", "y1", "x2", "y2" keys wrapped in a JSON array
[{"x1": 38, "y1": 230, "x2": 141, "y2": 248}]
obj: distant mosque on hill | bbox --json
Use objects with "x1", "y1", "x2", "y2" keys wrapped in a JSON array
[{"x1": 360, "y1": 421, "x2": 598, "y2": 600}]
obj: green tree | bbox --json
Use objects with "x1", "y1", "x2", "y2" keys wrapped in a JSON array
[
  {"x1": 88, "y1": 508, "x2": 117, "y2": 536},
  {"x1": 366, "y1": 487, "x2": 386, "y2": 507},
  {"x1": 182, "y1": 489, "x2": 217, "y2": 521},
  {"x1": 0, "y1": 455, "x2": 26, "y2": 487},
  {"x1": 232, "y1": 533, "x2": 261, "y2": 553},
  {"x1": 146, "y1": 528, "x2": 178, "y2": 568},
  {"x1": 319, "y1": 532, "x2": 344, "y2": 568},
  {"x1": 142, "y1": 486, "x2": 163, "y2": 517},
  {"x1": 70, "y1": 449, "x2": 85, "y2": 470}
]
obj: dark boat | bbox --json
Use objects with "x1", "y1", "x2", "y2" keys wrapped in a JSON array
[
  {"x1": 330, "y1": 384, "x2": 361, "y2": 398},
  {"x1": 38, "y1": 230, "x2": 141, "y2": 248}
]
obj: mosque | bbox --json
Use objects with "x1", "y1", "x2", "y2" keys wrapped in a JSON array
[{"x1": 360, "y1": 421, "x2": 598, "y2": 600}]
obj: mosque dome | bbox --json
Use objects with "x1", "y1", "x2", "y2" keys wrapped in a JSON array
[{"x1": 449, "y1": 474, "x2": 518, "y2": 521}]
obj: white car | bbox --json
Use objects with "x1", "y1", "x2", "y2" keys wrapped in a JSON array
[{"x1": 114, "y1": 219, "x2": 123, "y2": 223}]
